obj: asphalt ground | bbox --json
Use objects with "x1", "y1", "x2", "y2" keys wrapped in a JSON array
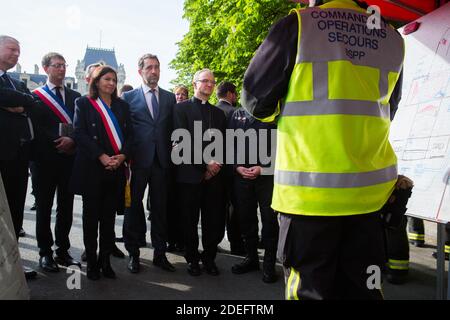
[{"x1": 16, "y1": 178, "x2": 448, "y2": 300}]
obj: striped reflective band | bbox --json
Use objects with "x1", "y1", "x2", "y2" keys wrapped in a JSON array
[
  {"x1": 388, "y1": 259, "x2": 409, "y2": 270},
  {"x1": 282, "y1": 100, "x2": 390, "y2": 118},
  {"x1": 408, "y1": 233, "x2": 425, "y2": 241},
  {"x1": 275, "y1": 165, "x2": 397, "y2": 188},
  {"x1": 286, "y1": 268, "x2": 301, "y2": 300}
]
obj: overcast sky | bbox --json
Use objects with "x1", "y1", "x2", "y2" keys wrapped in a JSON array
[{"x1": 2, "y1": 0, "x2": 189, "y2": 89}]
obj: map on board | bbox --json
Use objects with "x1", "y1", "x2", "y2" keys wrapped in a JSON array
[
  {"x1": 0, "y1": 174, "x2": 29, "y2": 300},
  {"x1": 390, "y1": 3, "x2": 450, "y2": 223}
]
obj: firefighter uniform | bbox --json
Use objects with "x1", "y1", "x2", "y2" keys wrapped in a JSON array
[{"x1": 242, "y1": 0, "x2": 404, "y2": 299}]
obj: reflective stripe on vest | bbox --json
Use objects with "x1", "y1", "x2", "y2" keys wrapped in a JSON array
[{"x1": 271, "y1": 1, "x2": 404, "y2": 216}]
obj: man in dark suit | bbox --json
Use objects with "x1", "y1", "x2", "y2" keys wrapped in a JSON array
[
  {"x1": 122, "y1": 54, "x2": 176, "y2": 273},
  {"x1": 215, "y1": 82, "x2": 245, "y2": 256},
  {"x1": 31, "y1": 52, "x2": 81, "y2": 272},
  {"x1": 173, "y1": 68, "x2": 227, "y2": 276},
  {"x1": 0, "y1": 35, "x2": 37, "y2": 279}
]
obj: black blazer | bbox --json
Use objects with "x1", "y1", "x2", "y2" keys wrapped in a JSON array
[
  {"x1": 173, "y1": 97, "x2": 226, "y2": 184},
  {"x1": 216, "y1": 100, "x2": 236, "y2": 121},
  {"x1": 122, "y1": 86, "x2": 176, "y2": 169},
  {"x1": 30, "y1": 86, "x2": 81, "y2": 162},
  {"x1": 70, "y1": 96, "x2": 133, "y2": 196},
  {"x1": 0, "y1": 76, "x2": 34, "y2": 161}
]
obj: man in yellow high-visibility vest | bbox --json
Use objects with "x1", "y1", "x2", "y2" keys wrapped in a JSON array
[{"x1": 241, "y1": 0, "x2": 404, "y2": 299}]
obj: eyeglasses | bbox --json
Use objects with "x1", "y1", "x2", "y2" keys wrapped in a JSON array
[
  {"x1": 196, "y1": 79, "x2": 216, "y2": 85},
  {"x1": 49, "y1": 63, "x2": 68, "y2": 69}
]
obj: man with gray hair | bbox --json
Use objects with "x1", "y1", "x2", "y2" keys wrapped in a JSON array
[
  {"x1": 173, "y1": 68, "x2": 227, "y2": 276},
  {"x1": 0, "y1": 35, "x2": 37, "y2": 279}
]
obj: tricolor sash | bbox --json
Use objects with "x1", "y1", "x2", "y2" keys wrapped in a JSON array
[
  {"x1": 33, "y1": 85, "x2": 73, "y2": 124},
  {"x1": 88, "y1": 97, "x2": 124, "y2": 155}
]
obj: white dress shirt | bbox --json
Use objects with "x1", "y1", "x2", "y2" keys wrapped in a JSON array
[
  {"x1": 142, "y1": 83, "x2": 159, "y2": 118},
  {"x1": 46, "y1": 81, "x2": 65, "y2": 104}
]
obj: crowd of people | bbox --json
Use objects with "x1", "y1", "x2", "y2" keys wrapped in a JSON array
[{"x1": 0, "y1": 35, "x2": 279, "y2": 285}]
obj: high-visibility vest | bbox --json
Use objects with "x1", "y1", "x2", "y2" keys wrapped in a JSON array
[{"x1": 270, "y1": 0, "x2": 404, "y2": 216}]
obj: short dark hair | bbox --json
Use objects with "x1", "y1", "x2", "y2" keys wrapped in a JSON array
[
  {"x1": 119, "y1": 84, "x2": 134, "y2": 95},
  {"x1": 216, "y1": 81, "x2": 236, "y2": 98},
  {"x1": 42, "y1": 52, "x2": 65, "y2": 67},
  {"x1": 138, "y1": 54, "x2": 159, "y2": 70},
  {"x1": 88, "y1": 65, "x2": 118, "y2": 100}
]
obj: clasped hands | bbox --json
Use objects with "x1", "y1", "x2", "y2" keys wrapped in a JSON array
[
  {"x1": 236, "y1": 166, "x2": 262, "y2": 180},
  {"x1": 99, "y1": 153, "x2": 126, "y2": 171},
  {"x1": 204, "y1": 160, "x2": 222, "y2": 181}
]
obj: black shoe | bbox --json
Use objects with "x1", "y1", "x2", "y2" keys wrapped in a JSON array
[
  {"x1": 111, "y1": 245, "x2": 125, "y2": 258},
  {"x1": 432, "y1": 251, "x2": 450, "y2": 260},
  {"x1": 231, "y1": 256, "x2": 260, "y2": 274},
  {"x1": 202, "y1": 261, "x2": 219, "y2": 276},
  {"x1": 81, "y1": 250, "x2": 87, "y2": 262},
  {"x1": 127, "y1": 256, "x2": 140, "y2": 273},
  {"x1": 30, "y1": 203, "x2": 36, "y2": 211},
  {"x1": 23, "y1": 266, "x2": 37, "y2": 280},
  {"x1": 386, "y1": 269, "x2": 408, "y2": 285},
  {"x1": 39, "y1": 255, "x2": 59, "y2": 272},
  {"x1": 86, "y1": 266, "x2": 101, "y2": 280},
  {"x1": 262, "y1": 270, "x2": 278, "y2": 283},
  {"x1": 153, "y1": 255, "x2": 176, "y2": 272},
  {"x1": 409, "y1": 239, "x2": 425, "y2": 247},
  {"x1": 18, "y1": 228, "x2": 26, "y2": 237},
  {"x1": 55, "y1": 253, "x2": 81, "y2": 267},
  {"x1": 187, "y1": 262, "x2": 201, "y2": 276}
]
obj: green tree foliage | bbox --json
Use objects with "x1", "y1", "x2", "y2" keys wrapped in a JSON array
[{"x1": 170, "y1": 0, "x2": 300, "y2": 101}]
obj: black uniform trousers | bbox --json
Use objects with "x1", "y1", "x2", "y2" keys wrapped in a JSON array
[
  {"x1": 167, "y1": 170, "x2": 184, "y2": 248},
  {"x1": 233, "y1": 175, "x2": 278, "y2": 268},
  {"x1": 225, "y1": 174, "x2": 244, "y2": 252},
  {"x1": 179, "y1": 176, "x2": 226, "y2": 264},
  {"x1": 0, "y1": 145, "x2": 30, "y2": 238},
  {"x1": 278, "y1": 212, "x2": 385, "y2": 300},
  {"x1": 407, "y1": 217, "x2": 425, "y2": 242},
  {"x1": 124, "y1": 157, "x2": 169, "y2": 258},
  {"x1": 82, "y1": 171, "x2": 119, "y2": 262},
  {"x1": 384, "y1": 215, "x2": 409, "y2": 273},
  {"x1": 34, "y1": 158, "x2": 74, "y2": 257}
]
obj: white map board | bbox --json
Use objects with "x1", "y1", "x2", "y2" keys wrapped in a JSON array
[
  {"x1": 390, "y1": 3, "x2": 450, "y2": 223},
  {"x1": 0, "y1": 173, "x2": 29, "y2": 300}
]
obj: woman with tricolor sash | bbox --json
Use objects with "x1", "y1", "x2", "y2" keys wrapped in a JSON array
[{"x1": 70, "y1": 65, "x2": 133, "y2": 280}]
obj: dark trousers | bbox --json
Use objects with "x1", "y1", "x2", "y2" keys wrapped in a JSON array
[
  {"x1": 278, "y1": 212, "x2": 385, "y2": 300},
  {"x1": 124, "y1": 158, "x2": 169, "y2": 257},
  {"x1": 34, "y1": 159, "x2": 74, "y2": 257},
  {"x1": 234, "y1": 175, "x2": 278, "y2": 268},
  {"x1": 179, "y1": 176, "x2": 226, "y2": 264},
  {"x1": 0, "y1": 157, "x2": 29, "y2": 238},
  {"x1": 167, "y1": 171, "x2": 184, "y2": 248},
  {"x1": 82, "y1": 172, "x2": 118, "y2": 262},
  {"x1": 385, "y1": 216, "x2": 410, "y2": 272},
  {"x1": 225, "y1": 175, "x2": 243, "y2": 251},
  {"x1": 407, "y1": 217, "x2": 425, "y2": 241}
]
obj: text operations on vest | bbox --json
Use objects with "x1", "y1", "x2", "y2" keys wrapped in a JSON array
[{"x1": 311, "y1": 9, "x2": 387, "y2": 60}]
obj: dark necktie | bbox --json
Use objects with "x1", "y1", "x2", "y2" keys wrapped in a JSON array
[
  {"x1": 55, "y1": 86, "x2": 64, "y2": 102},
  {"x1": 150, "y1": 89, "x2": 159, "y2": 119},
  {"x1": 1, "y1": 73, "x2": 14, "y2": 89}
]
